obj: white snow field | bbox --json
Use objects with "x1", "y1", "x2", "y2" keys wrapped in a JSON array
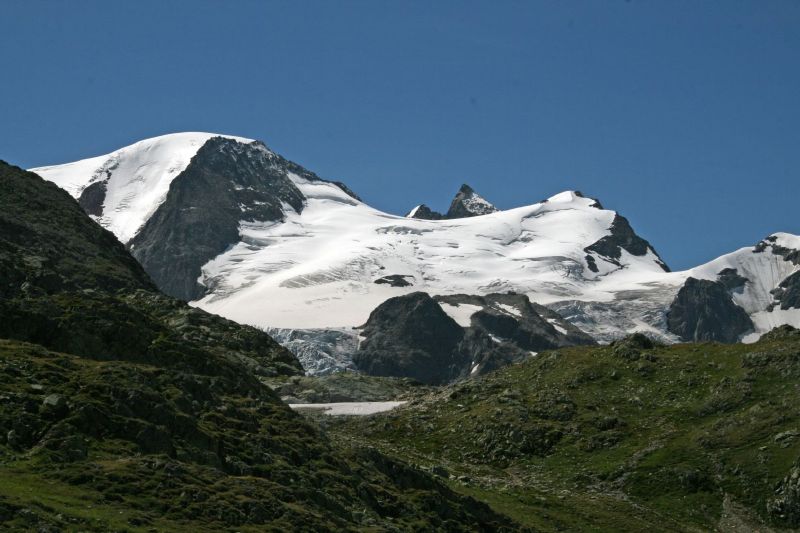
[
  {"x1": 33, "y1": 132, "x2": 800, "y2": 343},
  {"x1": 32, "y1": 132, "x2": 251, "y2": 243},
  {"x1": 195, "y1": 186, "x2": 674, "y2": 332},
  {"x1": 288, "y1": 402, "x2": 406, "y2": 416}
]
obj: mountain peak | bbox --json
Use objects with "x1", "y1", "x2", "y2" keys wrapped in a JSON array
[
  {"x1": 405, "y1": 204, "x2": 443, "y2": 220},
  {"x1": 446, "y1": 183, "x2": 497, "y2": 218},
  {"x1": 542, "y1": 190, "x2": 604, "y2": 209}
]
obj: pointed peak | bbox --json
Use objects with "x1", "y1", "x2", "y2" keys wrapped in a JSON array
[{"x1": 446, "y1": 183, "x2": 497, "y2": 218}]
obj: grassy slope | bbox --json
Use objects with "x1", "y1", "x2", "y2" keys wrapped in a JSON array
[
  {"x1": 0, "y1": 161, "x2": 521, "y2": 531},
  {"x1": 330, "y1": 331, "x2": 800, "y2": 532},
  {"x1": 0, "y1": 339, "x2": 519, "y2": 532}
]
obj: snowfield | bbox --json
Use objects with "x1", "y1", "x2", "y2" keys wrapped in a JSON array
[{"x1": 195, "y1": 183, "x2": 673, "y2": 333}]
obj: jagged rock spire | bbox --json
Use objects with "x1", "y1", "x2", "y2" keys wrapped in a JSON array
[
  {"x1": 406, "y1": 184, "x2": 497, "y2": 220},
  {"x1": 446, "y1": 184, "x2": 497, "y2": 218}
]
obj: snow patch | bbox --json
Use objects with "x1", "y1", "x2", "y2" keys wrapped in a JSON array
[
  {"x1": 494, "y1": 303, "x2": 522, "y2": 317},
  {"x1": 288, "y1": 401, "x2": 406, "y2": 416},
  {"x1": 439, "y1": 303, "x2": 483, "y2": 327},
  {"x1": 547, "y1": 318, "x2": 568, "y2": 335}
]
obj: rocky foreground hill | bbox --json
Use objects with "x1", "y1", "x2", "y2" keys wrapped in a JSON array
[
  {"x1": 331, "y1": 328, "x2": 800, "y2": 531},
  {"x1": 0, "y1": 160, "x2": 519, "y2": 531}
]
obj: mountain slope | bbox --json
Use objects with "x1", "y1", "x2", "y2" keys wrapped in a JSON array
[
  {"x1": 128, "y1": 137, "x2": 307, "y2": 300},
  {"x1": 0, "y1": 160, "x2": 520, "y2": 531},
  {"x1": 331, "y1": 328, "x2": 800, "y2": 531},
  {"x1": 0, "y1": 160, "x2": 154, "y2": 297},
  {"x1": 31, "y1": 132, "x2": 252, "y2": 243},
  {"x1": 33, "y1": 133, "x2": 800, "y2": 346},
  {"x1": 0, "y1": 160, "x2": 301, "y2": 377},
  {"x1": 195, "y1": 187, "x2": 669, "y2": 331}
]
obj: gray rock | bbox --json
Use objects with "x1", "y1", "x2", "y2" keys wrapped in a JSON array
[
  {"x1": 445, "y1": 184, "x2": 497, "y2": 218},
  {"x1": 667, "y1": 277, "x2": 754, "y2": 343},
  {"x1": 771, "y1": 270, "x2": 800, "y2": 310},
  {"x1": 352, "y1": 291, "x2": 595, "y2": 384},
  {"x1": 128, "y1": 137, "x2": 357, "y2": 302},
  {"x1": 767, "y1": 459, "x2": 800, "y2": 526},
  {"x1": 41, "y1": 394, "x2": 68, "y2": 418},
  {"x1": 353, "y1": 292, "x2": 468, "y2": 385},
  {"x1": 406, "y1": 204, "x2": 443, "y2": 220},
  {"x1": 373, "y1": 274, "x2": 414, "y2": 287},
  {"x1": 584, "y1": 214, "x2": 670, "y2": 272}
]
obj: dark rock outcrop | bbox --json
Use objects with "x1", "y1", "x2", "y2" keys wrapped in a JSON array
[
  {"x1": 373, "y1": 274, "x2": 414, "y2": 287},
  {"x1": 437, "y1": 293, "x2": 596, "y2": 351},
  {"x1": 772, "y1": 270, "x2": 800, "y2": 310},
  {"x1": 584, "y1": 214, "x2": 670, "y2": 272},
  {"x1": 353, "y1": 292, "x2": 470, "y2": 384},
  {"x1": 666, "y1": 277, "x2": 754, "y2": 343},
  {"x1": 767, "y1": 458, "x2": 800, "y2": 527},
  {"x1": 76, "y1": 179, "x2": 108, "y2": 216},
  {"x1": 406, "y1": 204, "x2": 444, "y2": 220},
  {"x1": 717, "y1": 267, "x2": 748, "y2": 292},
  {"x1": 128, "y1": 138, "x2": 305, "y2": 301},
  {"x1": 446, "y1": 184, "x2": 497, "y2": 218},
  {"x1": 754, "y1": 235, "x2": 800, "y2": 265},
  {"x1": 406, "y1": 184, "x2": 497, "y2": 221},
  {"x1": 353, "y1": 291, "x2": 595, "y2": 384}
]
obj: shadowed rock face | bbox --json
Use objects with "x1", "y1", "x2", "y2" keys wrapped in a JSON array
[
  {"x1": 353, "y1": 291, "x2": 595, "y2": 384},
  {"x1": 353, "y1": 292, "x2": 469, "y2": 385},
  {"x1": 406, "y1": 204, "x2": 444, "y2": 220},
  {"x1": 772, "y1": 270, "x2": 800, "y2": 310},
  {"x1": 0, "y1": 160, "x2": 155, "y2": 298},
  {"x1": 438, "y1": 292, "x2": 596, "y2": 350},
  {"x1": 666, "y1": 277, "x2": 754, "y2": 343},
  {"x1": 76, "y1": 179, "x2": 108, "y2": 216},
  {"x1": 584, "y1": 214, "x2": 670, "y2": 272},
  {"x1": 717, "y1": 267, "x2": 748, "y2": 291},
  {"x1": 128, "y1": 137, "x2": 308, "y2": 301}
]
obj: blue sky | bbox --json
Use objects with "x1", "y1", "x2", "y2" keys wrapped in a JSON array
[{"x1": 1, "y1": 0, "x2": 798, "y2": 270}]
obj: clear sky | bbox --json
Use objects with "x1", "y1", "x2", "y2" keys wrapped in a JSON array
[{"x1": 1, "y1": 1, "x2": 798, "y2": 270}]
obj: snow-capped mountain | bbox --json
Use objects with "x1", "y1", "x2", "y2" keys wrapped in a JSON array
[
  {"x1": 32, "y1": 132, "x2": 800, "y2": 352},
  {"x1": 32, "y1": 132, "x2": 252, "y2": 243}
]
